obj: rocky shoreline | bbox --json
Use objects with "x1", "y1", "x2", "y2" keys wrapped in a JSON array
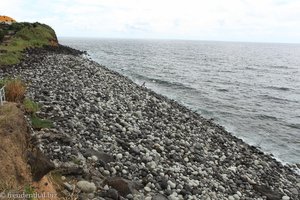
[{"x1": 1, "y1": 46, "x2": 299, "y2": 200}]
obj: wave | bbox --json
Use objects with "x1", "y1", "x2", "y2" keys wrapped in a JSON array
[
  {"x1": 259, "y1": 94, "x2": 291, "y2": 102},
  {"x1": 269, "y1": 65, "x2": 289, "y2": 69},
  {"x1": 255, "y1": 114, "x2": 279, "y2": 121},
  {"x1": 266, "y1": 86, "x2": 290, "y2": 91},
  {"x1": 132, "y1": 73, "x2": 198, "y2": 92},
  {"x1": 216, "y1": 88, "x2": 229, "y2": 92},
  {"x1": 286, "y1": 123, "x2": 300, "y2": 130}
]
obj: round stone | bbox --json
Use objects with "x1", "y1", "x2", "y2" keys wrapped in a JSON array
[
  {"x1": 233, "y1": 194, "x2": 240, "y2": 200},
  {"x1": 76, "y1": 180, "x2": 96, "y2": 193},
  {"x1": 103, "y1": 185, "x2": 109, "y2": 190},
  {"x1": 167, "y1": 180, "x2": 176, "y2": 189},
  {"x1": 116, "y1": 153, "x2": 123, "y2": 159},
  {"x1": 282, "y1": 196, "x2": 290, "y2": 200},
  {"x1": 228, "y1": 196, "x2": 235, "y2": 200},
  {"x1": 103, "y1": 170, "x2": 110, "y2": 176},
  {"x1": 144, "y1": 186, "x2": 151, "y2": 192},
  {"x1": 236, "y1": 191, "x2": 242, "y2": 197},
  {"x1": 91, "y1": 155, "x2": 98, "y2": 161}
]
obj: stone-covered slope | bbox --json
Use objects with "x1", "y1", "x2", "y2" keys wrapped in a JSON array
[{"x1": 1, "y1": 47, "x2": 299, "y2": 200}]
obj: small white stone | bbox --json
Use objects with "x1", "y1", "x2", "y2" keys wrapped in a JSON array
[
  {"x1": 103, "y1": 185, "x2": 109, "y2": 190},
  {"x1": 168, "y1": 192, "x2": 179, "y2": 200},
  {"x1": 184, "y1": 157, "x2": 189, "y2": 162},
  {"x1": 144, "y1": 186, "x2": 151, "y2": 192},
  {"x1": 282, "y1": 196, "x2": 290, "y2": 200},
  {"x1": 103, "y1": 170, "x2": 110, "y2": 176},
  {"x1": 91, "y1": 155, "x2": 98, "y2": 161},
  {"x1": 61, "y1": 176, "x2": 66, "y2": 181},
  {"x1": 228, "y1": 166, "x2": 237, "y2": 173},
  {"x1": 219, "y1": 186, "x2": 226, "y2": 192},
  {"x1": 167, "y1": 180, "x2": 176, "y2": 189},
  {"x1": 111, "y1": 167, "x2": 117, "y2": 175},
  {"x1": 145, "y1": 197, "x2": 152, "y2": 200},
  {"x1": 220, "y1": 155, "x2": 226, "y2": 161},
  {"x1": 116, "y1": 153, "x2": 123, "y2": 159},
  {"x1": 236, "y1": 191, "x2": 242, "y2": 197},
  {"x1": 228, "y1": 196, "x2": 235, "y2": 200},
  {"x1": 233, "y1": 194, "x2": 240, "y2": 200},
  {"x1": 192, "y1": 171, "x2": 198, "y2": 175}
]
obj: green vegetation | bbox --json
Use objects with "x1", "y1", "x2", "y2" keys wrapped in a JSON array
[
  {"x1": 0, "y1": 22, "x2": 57, "y2": 66},
  {"x1": 30, "y1": 115, "x2": 53, "y2": 130},
  {"x1": 23, "y1": 98, "x2": 40, "y2": 114},
  {"x1": 23, "y1": 97, "x2": 53, "y2": 130},
  {"x1": 0, "y1": 77, "x2": 53, "y2": 130},
  {"x1": 24, "y1": 185, "x2": 35, "y2": 200},
  {"x1": 0, "y1": 77, "x2": 7, "y2": 87}
]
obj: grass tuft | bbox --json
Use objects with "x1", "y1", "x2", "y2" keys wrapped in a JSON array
[
  {"x1": 24, "y1": 185, "x2": 35, "y2": 200},
  {"x1": 4, "y1": 78, "x2": 26, "y2": 102},
  {"x1": 30, "y1": 115, "x2": 53, "y2": 130},
  {"x1": 23, "y1": 98, "x2": 40, "y2": 114},
  {"x1": 21, "y1": 97, "x2": 54, "y2": 130}
]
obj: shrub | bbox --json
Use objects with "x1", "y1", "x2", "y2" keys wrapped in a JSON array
[{"x1": 4, "y1": 79, "x2": 26, "y2": 102}]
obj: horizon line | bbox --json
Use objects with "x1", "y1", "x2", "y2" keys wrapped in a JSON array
[{"x1": 58, "y1": 36, "x2": 300, "y2": 45}]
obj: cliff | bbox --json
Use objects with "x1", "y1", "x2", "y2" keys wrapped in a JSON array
[{"x1": 0, "y1": 22, "x2": 58, "y2": 66}]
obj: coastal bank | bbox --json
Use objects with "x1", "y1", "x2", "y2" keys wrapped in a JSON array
[{"x1": 0, "y1": 45, "x2": 299, "y2": 200}]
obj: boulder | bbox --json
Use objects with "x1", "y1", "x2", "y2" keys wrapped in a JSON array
[
  {"x1": 253, "y1": 184, "x2": 282, "y2": 200},
  {"x1": 104, "y1": 177, "x2": 141, "y2": 197},
  {"x1": 77, "y1": 180, "x2": 96, "y2": 193}
]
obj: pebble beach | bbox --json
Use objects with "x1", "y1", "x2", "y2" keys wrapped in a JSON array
[{"x1": 1, "y1": 46, "x2": 299, "y2": 200}]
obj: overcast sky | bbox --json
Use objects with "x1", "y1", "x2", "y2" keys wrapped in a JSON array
[{"x1": 1, "y1": 0, "x2": 300, "y2": 43}]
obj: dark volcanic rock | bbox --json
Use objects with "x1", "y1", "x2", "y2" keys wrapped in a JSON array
[
  {"x1": 253, "y1": 184, "x2": 282, "y2": 200},
  {"x1": 26, "y1": 149, "x2": 55, "y2": 181},
  {"x1": 104, "y1": 177, "x2": 138, "y2": 197}
]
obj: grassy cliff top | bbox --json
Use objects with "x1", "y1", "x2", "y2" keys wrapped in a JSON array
[{"x1": 0, "y1": 22, "x2": 58, "y2": 66}]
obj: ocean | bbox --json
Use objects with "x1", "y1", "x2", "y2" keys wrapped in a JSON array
[{"x1": 60, "y1": 38, "x2": 300, "y2": 164}]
